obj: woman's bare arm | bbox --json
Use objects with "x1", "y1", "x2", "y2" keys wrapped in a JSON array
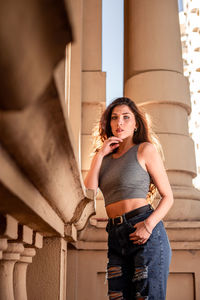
[
  {"x1": 144, "y1": 142, "x2": 174, "y2": 231},
  {"x1": 84, "y1": 136, "x2": 122, "y2": 193},
  {"x1": 84, "y1": 152, "x2": 104, "y2": 194},
  {"x1": 129, "y1": 142, "x2": 174, "y2": 244}
]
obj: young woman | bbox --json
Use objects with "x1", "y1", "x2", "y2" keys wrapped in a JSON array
[{"x1": 84, "y1": 97, "x2": 173, "y2": 300}]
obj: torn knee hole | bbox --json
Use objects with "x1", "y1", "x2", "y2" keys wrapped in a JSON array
[
  {"x1": 108, "y1": 290, "x2": 123, "y2": 300},
  {"x1": 107, "y1": 265, "x2": 122, "y2": 279},
  {"x1": 132, "y1": 265, "x2": 148, "y2": 282},
  {"x1": 136, "y1": 292, "x2": 148, "y2": 300}
]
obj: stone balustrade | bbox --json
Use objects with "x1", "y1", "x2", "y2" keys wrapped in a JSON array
[{"x1": 0, "y1": 214, "x2": 43, "y2": 300}]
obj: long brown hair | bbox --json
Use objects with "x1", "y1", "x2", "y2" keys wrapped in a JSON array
[
  {"x1": 99, "y1": 97, "x2": 152, "y2": 145},
  {"x1": 92, "y1": 97, "x2": 163, "y2": 204}
]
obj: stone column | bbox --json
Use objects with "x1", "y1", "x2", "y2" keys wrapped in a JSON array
[
  {"x1": 81, "y1": 0, "x2": 106, "y2": 220},
  {"x1": 124, "y1": 0, "x2": 200, "y2": 221},
  {"x1": 0, "y1": 242, "x2": 24, "y2": 300},
  {"x1": 66, "y1": 1, "x2": 108, "y2": 299}
]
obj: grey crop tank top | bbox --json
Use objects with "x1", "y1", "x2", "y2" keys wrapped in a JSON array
[{"x1": 98, "y1": 144, "x2": 151, "y2": 206}]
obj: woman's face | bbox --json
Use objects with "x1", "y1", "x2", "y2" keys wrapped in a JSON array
[{"x1": 110, "y1": 105, "x2": 137, "y2": 140}]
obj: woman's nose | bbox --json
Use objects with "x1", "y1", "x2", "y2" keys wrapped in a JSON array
[{"x1": 117, "y1": 117, "x2": 123, "y2": 125}]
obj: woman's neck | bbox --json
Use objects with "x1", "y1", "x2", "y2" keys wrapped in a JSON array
[{"x1": 117, "y1": 138, "x2": 134, "y2": 154}]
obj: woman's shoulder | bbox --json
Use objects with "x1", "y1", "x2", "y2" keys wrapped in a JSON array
[
  {"x1": 138, "y1": 142, "x2": 155, "y2": 151},
  {"x1": 138, "y1": 142, "x2": 157, "y2": 158}
]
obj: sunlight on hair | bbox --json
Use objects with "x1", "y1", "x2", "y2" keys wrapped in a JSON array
[
  {"x1": 91, "y1": 123, "x2": 104, "y2": 156},
  {"x1": 145, "y1": 112, "x2": 165, "y2": 162}
]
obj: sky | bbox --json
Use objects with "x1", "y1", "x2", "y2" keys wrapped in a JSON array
[
  {"x1": 178, "y1": 0, "x2": 183, "y2": 11},
  {"x1": 102, "y1": 0, "x2": 124, "y2": 105}
]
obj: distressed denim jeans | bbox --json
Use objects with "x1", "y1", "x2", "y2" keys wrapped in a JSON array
[{"x1": 106, "y1": 205, "x2": 172, "y2": 300}]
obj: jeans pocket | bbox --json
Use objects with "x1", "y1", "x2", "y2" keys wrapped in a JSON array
[{"x1": 114, "y1": 224, "x2": 130, "y2": 248}]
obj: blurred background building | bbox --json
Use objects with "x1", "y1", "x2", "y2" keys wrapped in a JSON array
[{"x1": 179, "y1": 0, "x2": 200, "y2": 190}]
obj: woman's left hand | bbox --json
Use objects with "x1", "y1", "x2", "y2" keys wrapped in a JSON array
[{"x1": 129, "y1": 221, "x2": 151, "y2": 245}]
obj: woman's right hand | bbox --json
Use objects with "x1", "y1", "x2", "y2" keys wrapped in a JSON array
[{"x1": 99, "y1": 136, "x2": 123, "y2": 157}]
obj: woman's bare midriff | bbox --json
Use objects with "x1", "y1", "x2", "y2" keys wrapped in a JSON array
[{"x1": 106, "y1": 198, "x2": 148, "y2": 218}]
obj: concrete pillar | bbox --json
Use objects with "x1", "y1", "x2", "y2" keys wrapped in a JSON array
[
  {"x1": 13, "y1": 247, "x2": 36, "y2": 300},
  {"x1": 0, "y1": 242, "x2": 24, "y2": 300},
  {"x1": 66, "y1": 2, "x2": 108, "y2": 300},
  {"x1": 27, "y1": 237, "x2": 67, "y2": 300},
  {"x1": 81, "y1": 0, "x2": 107, "y2": 220},
  {"x1": 67, "y1": 249, "x2": 107, "y2": 300},
  {"x1": 124, "y1": 0, "x2": 200, "y2": 221}
]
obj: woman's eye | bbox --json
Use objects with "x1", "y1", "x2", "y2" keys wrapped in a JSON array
[
  {"x1": 111, "y1": 116, "x2": 117, "y2": 120},
  {"x1": 124, "y1": 116, "x2": 129, "y2": 119}
]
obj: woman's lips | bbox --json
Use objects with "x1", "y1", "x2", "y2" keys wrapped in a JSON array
[{"x1": 116, "y1": 128, "x2": 124, "y2": 133}]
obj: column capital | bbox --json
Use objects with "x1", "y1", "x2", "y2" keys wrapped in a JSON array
[
  {"x1": 2, "y1": 242, "x2": 24, "y2": 261},
  {"x1": 19, "y1": 247, "x2": 36, "y2": 264}
]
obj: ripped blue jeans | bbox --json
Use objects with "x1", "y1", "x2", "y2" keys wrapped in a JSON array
[{"x1": 106, "y1": 205, "x2": 172, "y2": 300}]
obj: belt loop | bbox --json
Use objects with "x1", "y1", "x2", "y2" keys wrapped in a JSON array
[{"x1": 117, "y1": 216, "x2": 123, "y2": 225}]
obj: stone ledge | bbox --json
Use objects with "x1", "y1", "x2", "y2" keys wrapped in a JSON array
[
  {"x1": 171, "y1": 241, "x2": 200, "y2": 250},
  {"x1": 71, "y1": 241, "x2": 107, "y2": 250},
  {"x1": 90, "y1": 218, "x2": 107, "y2": 228},
  {"x1": 165, "y1": 221, "x2": 200, "y2": 228}
]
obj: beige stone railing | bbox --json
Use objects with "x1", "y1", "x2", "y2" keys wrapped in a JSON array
[{"x1": 0, "y1": 136, "x2": 95, "y2": 300}]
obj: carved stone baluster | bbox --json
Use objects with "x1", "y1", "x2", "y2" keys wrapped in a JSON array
[
  {"x1": 0, "y1": 242, "x2": 24, "y2": 300},
  {"x1": 14, "y1": 247, "x2": 36, "y2": 300},
  {"x1": 12, "y1": 224, "x2": 33, "y2": 300},
  {"x1": 0, "y1": 214, "x2": 18, "y2": 300},
  {"x1": 13, "y1": 228, "x2": 43, "y2": 300}
]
